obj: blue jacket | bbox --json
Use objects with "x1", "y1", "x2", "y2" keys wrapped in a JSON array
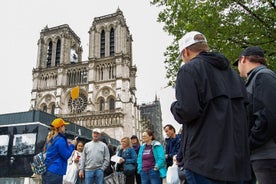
[
  {"x1": 117, "y1": 147, "x2": 137, "y2": 173},
  {"x1": 137, "y1": 140, "x2": 167, "y2": 178},
  {"x1": 165, "y1": 134, "x2": 181, "y2": 166},
  {"x1": 45, "y1": 133, "x2": 75, "y2": 175},
  {"x1": 118, "y1": 147, "x2": 137, "y2": 164}
]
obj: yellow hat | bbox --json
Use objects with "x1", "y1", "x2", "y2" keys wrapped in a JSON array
[{"x1": 51, "y1": 118, "x2": 69, "y2": 128}]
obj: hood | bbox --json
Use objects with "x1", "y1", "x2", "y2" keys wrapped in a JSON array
[{"x1": 198, "y1": 51, "x2": 229, "y2": 70}]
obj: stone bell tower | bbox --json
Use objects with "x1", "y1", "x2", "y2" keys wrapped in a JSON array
[{"x1": 30, "y1": 8, "x2": 140, "y2": 140}]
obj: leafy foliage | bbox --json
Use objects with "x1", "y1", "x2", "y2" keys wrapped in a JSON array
[{"x1": 151, "y1": 0, "x2": 276, "y2": 87}]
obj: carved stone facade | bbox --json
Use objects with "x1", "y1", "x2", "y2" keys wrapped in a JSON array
[{"x1": 30, "y1": 9, "x2": 139, "y2": 141}]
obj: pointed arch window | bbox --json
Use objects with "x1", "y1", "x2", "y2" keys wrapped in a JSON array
[
  {"x1": 100, "y1": 99, "x2": 105, "y2": 111},
  {"x1": 51, "y1": 104, "x2": 55, "y2": 114},
  {"x1": 100, "y1": 30, "x2": 105, "y2": 57},
  {"x1": 47, "y1": 41, "x2": 53, "y2": 68},
  {"x1": 109, "y1": 98, "x2": 115, "y2": 111},
  {"x1": 43, "y1": 105, "x2": 47, "y2": 112},
  {"x1": 100, "y1": 67, "x2": 103, "y2": 80},
  {"x1": 55, "y1": 39, "x2": 61, "y2": 66},
  {"x1": 110, "y1": 28, "x2": 115, "y2": 56}
]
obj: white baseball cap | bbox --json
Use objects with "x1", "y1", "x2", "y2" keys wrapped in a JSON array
[
  {"x1": 177, "y1": 31, "x2": 207, "y2": 60},
  {"x1": 93, "y1": 128, "x2": 101, "y2": 134}
]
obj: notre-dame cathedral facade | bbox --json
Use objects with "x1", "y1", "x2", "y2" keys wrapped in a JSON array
[{"x1": 30, "y1": 9, "x2": 141, "y2": 140}]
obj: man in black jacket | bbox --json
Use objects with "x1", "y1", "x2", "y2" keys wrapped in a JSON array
[
  {"x1": 234, "y1": 46, "x2": 276, "y2": 184},
  {"x1": 171, "y1": 31, "x2": 251, "y2": 183}
]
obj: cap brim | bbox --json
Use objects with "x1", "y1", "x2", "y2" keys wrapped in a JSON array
[
  {"x1": 233, "y1": 58, "x2": 239, "y2": 66},
  {"x1": 64, "y1": 122, "x2": 70, "y2": 125}
]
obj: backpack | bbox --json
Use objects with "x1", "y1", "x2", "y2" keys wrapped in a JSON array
[
  {"x1": 31, "y1": 152, "x2": 46, "y2": 175},
  {"x1": 31, "y1": 136, "x2": 60, "y2": 175}
]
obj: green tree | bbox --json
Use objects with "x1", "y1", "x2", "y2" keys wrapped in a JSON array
[{"x1": 151, "y1": 0, "x2": 276, "y2": 87}]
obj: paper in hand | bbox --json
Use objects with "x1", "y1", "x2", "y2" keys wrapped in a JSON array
[{"x1": 111, "y1": 155, "x2": 122, "y2": 163}]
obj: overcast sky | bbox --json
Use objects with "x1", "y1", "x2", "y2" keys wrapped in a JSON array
[{"x1": 0, "y1": 0, "x2": 181, "y2": 132}]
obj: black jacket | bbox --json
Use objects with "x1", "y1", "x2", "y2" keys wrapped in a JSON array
[
  {"x1": 171, "y1": 52, "x2": 251, "y2": 181},
  {"x1": 245, "y1": 65, "x2": 276, "y2": 159}
]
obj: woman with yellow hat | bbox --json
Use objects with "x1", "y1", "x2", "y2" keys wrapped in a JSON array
[{"x1": 42, "y1": 118, "x2": 77, "y2": 184}]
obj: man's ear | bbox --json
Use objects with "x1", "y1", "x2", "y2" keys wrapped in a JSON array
[{"x1": 240, "y1": 56, "x2": 246, "y2": 64}]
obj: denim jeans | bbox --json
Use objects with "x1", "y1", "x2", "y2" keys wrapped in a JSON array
[
  {"x1": 251, "y1": 159, "x2": 276, "y2": 184},
  {"x1": 85, "y1": 168, "x2": 104, "y2": 184},
  {"x1": 184, "y1": 169, "x2": 244, "y2": 184},
  {"x1": 42, "y1": 171, "x2": 63, "y2": 184},
  {"x1": 140, "y1": 168, "x2": 162, "y2": 184}
]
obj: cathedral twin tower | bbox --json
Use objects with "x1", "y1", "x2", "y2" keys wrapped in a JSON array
[{"x1": 30, "y1": 9, "x2": 139, "y2": 140}]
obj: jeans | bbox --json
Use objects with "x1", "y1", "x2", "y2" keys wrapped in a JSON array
[
  {"x1": 85, "y1": 169, "x2": 104, "y2": 184},
  {"x1": 140, "y1": 169, "x2": 162, "y2": 184},
  {"x1": 184, "y1": 169, "x2": 244, "y2": 184},
  {"x1": 42, "y1": 171, "x2": 63, "y2": 184},
  {"x1": 251, "y1": 159, "x2": 276, "y2": 184}
]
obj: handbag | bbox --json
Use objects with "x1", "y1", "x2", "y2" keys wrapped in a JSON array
[
  {"x1": 63, "y1": 151, "x2": 79, "y2": 184},
  {"x1": 166, "y1": 163, "x2": 180, "y2": 184},
  {"x1": 123, "y1": 163, "x2": 136, "y2": 176}
]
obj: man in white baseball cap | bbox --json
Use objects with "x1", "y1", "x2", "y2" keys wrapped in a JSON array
[
  {"x1": 171, "y1": 31, "x2": 251, "y2": 183},
  {"x1": 79, "y1": 127, "x2": 110, "y2": 184},
  {"x1": 93, "y1": 128, "x2": 101, "y2": 134},
  {"x1": 176, "y1": 31, "x2": 208, "y2": 61}
]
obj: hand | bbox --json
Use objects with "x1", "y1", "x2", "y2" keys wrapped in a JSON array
[
  {"x1": 79, "y1": 170, "x2": 84, "y2": 179},
  {"x1": 173, "y1": 155, "x2": 179, "y2": 165},
  {"x1": 173, "y1": 155, "x2": 176, "y2": 162},
  {"x1": 71, "y1": 139, "x2": 77, "y2": 146},
  {"x1": 119, "y1": 158, "x2": 125, "y2": 164}
]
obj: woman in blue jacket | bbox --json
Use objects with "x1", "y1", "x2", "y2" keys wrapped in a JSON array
[
  {"x1": 117, "y1": 137, "x2": 137, "y2": 184},
  {"x1": 137, "y1": 129, "x2": 166, "y2": 184},
  {"x1": 42, "y1": 118, "x2": 76, "y2": 184}
]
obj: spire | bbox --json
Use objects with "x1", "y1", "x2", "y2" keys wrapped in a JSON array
[{"x1": 116, "y1": 6, "x2": 121, "y2": 12}]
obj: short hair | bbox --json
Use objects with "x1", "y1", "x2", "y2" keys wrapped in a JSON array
[
  {"x1": 187, "y1": 41, "x2": 209, "y2": 53},
  {"x1": 144, "y1": 129, "x2": 155, "y2": 140},
  {"x1": 246, "y1": 55, "x2": 267, "y2": 66},
  {"x1": 163, "y1": 124, "x2": 176, "y2": 133}
]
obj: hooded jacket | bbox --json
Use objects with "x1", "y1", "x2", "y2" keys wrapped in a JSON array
[
  {"x1": 171, "y1": 51, "x2": 251, "y2": 181},
  {"x1": 137, "y1": 140, "x2": 167, "y2": 178}
]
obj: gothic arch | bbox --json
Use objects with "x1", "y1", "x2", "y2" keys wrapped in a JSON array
[
  {"x1": 37, "y1": 94, "x2": 56, "y2": 112},
  {"x1": 108, "y1": 24, "x2": 115, "y2": 30},
  {"x1": 97, "y1": 97, "x2": 105, "y2": 112},
  {"x1": 40, "y1": 103, "x2": 47, "y2": 112},
  {"x1": 49, "y1": 102, "x2": 56, "y2": 114},
  {"x1": 100, "y1": 29, "x2": 105, "y2": 57},
  {"x1": 107, "y1": 96, "x2": 115, "y2": 111},
  {"x1": 55, "y1": 38, "x2": 61, "y2": 66},
  {"x1": 46, "y1": 39, "x2": 53, "y2": 68},
  {"x1": 94, "y1": 86, "x2": 115, "y2": 100}
]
